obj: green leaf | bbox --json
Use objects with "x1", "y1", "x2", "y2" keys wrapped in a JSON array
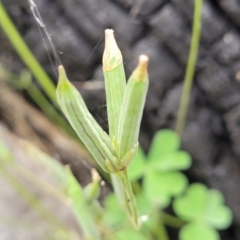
[
  {"x1": 135, "y1": 192, "x2": 151, "y2": 216},
  {"x1": 102, "y1": 194, "x2": 126, "y2": 227},
  {"x1": 150, "y1": 151, "x2": 191, "y2": 172},
  {"x1": 128, "y1": 147, "x2": 146, "y2": 181},
  {"x1": 173, "y1": 183, "x2": 207, "y2": 221},
  {"x1": 115, "y1": 228, "x2": 149, "y2": 240},
  {"x1": 66, "y1": 167, "x2": 100, "y2": 239},
  {"x1": 173, "y1": 183, "x2": 233, "y2": 230},
  {"x1": 180, "y1": 223, "x2": 220, "y2": 240},
  {"x1": 148, "y1": 130, "x2": 180, "y2": 160},
  {"x1": 204, "y1": 190, "x2": 232, "y2": 229},
  {"x1": 143, "y1": 172, "x2": 188, "y2": 208}
]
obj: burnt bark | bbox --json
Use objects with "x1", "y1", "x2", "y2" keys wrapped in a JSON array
[{"x1": 1, "y1": 0, "x2": 240, "y2": 239}]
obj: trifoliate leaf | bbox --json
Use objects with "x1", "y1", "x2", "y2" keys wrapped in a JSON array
[
  {"x1": 173, "y1": 183, "x2": 207, "y2": 220},
  {"x1": 143, "y1": 171, "x2": 188, "y2": 208},
  {"x1": 180, "y1": 223, "x2": 220, "y2": 240},
  {"x1": 149, "y1": 151, "x2": 191, "y2": 171},
  {"x1": 204, "y1": 190, "x2": 232, "y2": 229},
  {"x1": 128, "y1": 147, "x2": 146, "y2": 181},
  {"x1": 173, "y1": 183, "x2": 233, "y2": 230},
  {"x1": 148, "y1": 130, "x2": 180, "y2": 160}
]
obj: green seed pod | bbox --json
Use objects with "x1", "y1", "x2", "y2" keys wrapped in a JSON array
[
  {"x1": 56, "y1": 66, "x2": 116, "y2": 172},
  {"x1": 117, "y1": 55, "x2": 149, "y2": 159},
  {"x1": 103, "y1": 29, "x2": 126, "y2": 139}
]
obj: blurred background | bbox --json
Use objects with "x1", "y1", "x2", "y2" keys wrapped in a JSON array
[{"x1": 0, "y1": 0, "x2": 240, "y2": 239}]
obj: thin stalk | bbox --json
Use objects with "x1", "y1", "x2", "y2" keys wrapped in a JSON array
[
  {"x1": 148, "y1": 211, "x2": 169, "y2": 240},
  {"x1": 0, "y1": 3, "x2": 57, "y2": 106},
  {"x1": 117, "y1": 169, "x2": 139, "y2": 229},
  {"x1": 175, "y1": 0, "x2": 203, "y2": 136},
  {"x1": 161, "y1": 212, "x2": 186, "y2": 228},
  {"x1": 155, "y1": 220, "x2": 169, "y2": 240}
]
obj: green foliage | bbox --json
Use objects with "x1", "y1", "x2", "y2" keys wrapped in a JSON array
[
  {"x1": 128, "y1": 130, "x2": 191, "y2": 208},
  {"x1": 115, "y1": 228, "x2": 149, "y2": 240},
  {"x1": 56, "y1": 30, "x2": 149, "y2": 228},
  {"x1": 176, "y1": 0, "x2": 203, "y2": 135},
  {"x1": 44, "y1": 24, "x2": 233, "y2": 240},
  {"x1": 173, "y1": 183, "x2": 233, "y2": 240},
  {"x1": 1, "y1": 0, "x2": 233, "y2": 239},
  {"x1": 102, "y1": 194, "x2": 126, "y2": 228}
]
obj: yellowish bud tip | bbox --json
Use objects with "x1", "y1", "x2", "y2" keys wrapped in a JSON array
[
  {"x1": 134, "y1": 55, "x2": 149, "y2": 81},
  {"x1": 91, "y1": 168, "x2": 101, "y2": 182},
  {"x1": 58, "y1": 65, "x2": 67, "y2": 82},
  {"x1": 103, "y1": 29, "x2": 122, "y2": 71}
]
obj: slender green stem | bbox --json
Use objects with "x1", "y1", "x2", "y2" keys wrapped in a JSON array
[
  {"x1": 111, "y1": 174, "x2": 125, "y2": 207},
  {"x1": 0, "y1": 3, "x2": 57, "y2": 106},
  {"x1": 175, "y1": 0, "x2": 203, "y2": 136},
  {"x1": 148, "y1": 211, "x2": 169, "y2": 240},
  {"x1": 117, "y1": 169, "x2": 139, "y2": 229},
  {"x1": 156, "y1": 220, "x2": 169, "y2": 240},
  {"x1": 161, "y1": 212, "x2": 186, "y2": 228}
]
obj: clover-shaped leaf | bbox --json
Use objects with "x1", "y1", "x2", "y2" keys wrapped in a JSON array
[
  {"x1": 148, "y1": 130, "x2": 180, "y2": 159},
  {"x1": 173, "y1": 183, "x2": 233, "y2": 240},
  {"x1": 180, "y1": 223, "x2": 220, "y2": 240},
  {"x1": 204, "y1": 190, "x2": 232, "y2": 229},
  {"x1": 149, "y1": 151, "x2": 191, "y2": 171},
  {"x1": 143, "y1": 171, "x2": 188, "y2": 208},
  {"x1": 128, "y1": 130, "x2": 192, "y2": 208}
]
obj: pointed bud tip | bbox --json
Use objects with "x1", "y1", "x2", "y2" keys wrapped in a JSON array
[
  {"x1": 105, "y1": 29, "x2": 114, "y2": 38},
  {"x1": 104, "y1": 29, "x2": 116, "y2": 50},
  {"x1": 58, "y1": 65, "x2": 64, "y2": 72},
  {"x1": 139, "y1": 55, "x2": 149, "y2": 69},
  {"x1": 134, "y1": 55, "x2": 149, "y2": 81},
  {"x1": 139, "y1": 55, "x2": 149, "y2": 64},
  {"x1": 91, "y1": 168, "x2": 101, "y2": 182},
  {"x1": 58, "y1": 65, "x2": 66, "y2": 79},
  {"x1": 58, "y1": 65, "x2": 70, "y2": 85},
  {"x1": 103, "y1": 29, "x2": 122, "y2": 71}
]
